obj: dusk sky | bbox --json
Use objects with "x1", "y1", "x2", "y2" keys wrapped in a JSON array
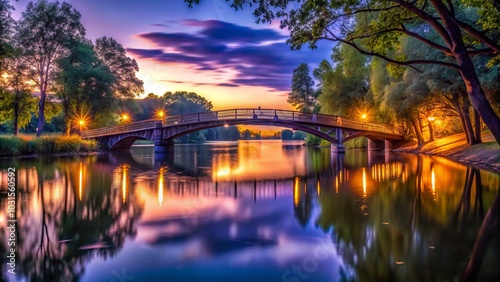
[{"x1": 12, "y1": 0, "x2": 333, "y2": 110}]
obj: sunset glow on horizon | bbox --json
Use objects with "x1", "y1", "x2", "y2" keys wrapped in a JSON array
[{"x1": 12, "y1": 0, "x2": 331, "y2": 110}]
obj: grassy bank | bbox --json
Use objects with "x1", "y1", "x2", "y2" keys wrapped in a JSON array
[
  {"x1": 0, "y1": 135, "x2": 98, "y2": 157},
  {"x1": 394, "y1": 130, "x2": 500, "y2": 172}
]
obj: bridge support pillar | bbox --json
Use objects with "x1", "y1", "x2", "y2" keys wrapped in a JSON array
[
  {"x1": 384, "y1": 140, "x2": 392, "y2": 152},
  {"x1": 331, "y1": 128, "x2": 345, "y2": 153},
  {"x1": 367, "y1": 139, "x2": 384, "y2": 151},
  {"x1": 154, "y1": 140, "x2": 175, "y2": 154}
]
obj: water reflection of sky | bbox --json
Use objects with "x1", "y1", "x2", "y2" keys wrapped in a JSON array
[{"x1": 1, "y1": 141, "x2": 499, "y2": 282}]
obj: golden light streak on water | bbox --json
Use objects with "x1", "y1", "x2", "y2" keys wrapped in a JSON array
[
  {"x1": 431, "y1": 164, "x2": 436, "y2": 200},
  {"x1": 363, "y1": 167, "x2": 367, "y2": 196},
  {"x1": 335, "y1": 176, "x2": 339, "y2": 194},
  {"x1": 79, "y1": 162, "x2": 83, "y2": 201},
  {"x1": 122, "y1": 165, "x2": 128, "y2": 203},
  {"x1": 294, "y1": 177, "x2": 299, "y2": 206},
  {"x1": 317, "y1": 180, "x2": 320, "y2": 196},
  {"x1": 158, "y1": 167, "x2": 164, "y2": 206}
]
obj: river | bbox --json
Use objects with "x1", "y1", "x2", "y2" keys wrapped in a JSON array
[{"x1": 0, "y1": 140, "x2": 499, "y2": 281}]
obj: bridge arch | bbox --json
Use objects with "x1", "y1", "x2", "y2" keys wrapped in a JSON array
[{"x1": 163, "y1": 120, "x2": 341, "y2": 145}]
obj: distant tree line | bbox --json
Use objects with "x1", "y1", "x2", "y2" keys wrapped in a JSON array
[{"x1": 0, "y1": 0, "x2": 143, "y2": 136}]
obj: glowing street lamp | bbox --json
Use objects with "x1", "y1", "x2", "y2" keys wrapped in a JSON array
[
  {"x1": 361, "y1": 113, "x2": 367, "y2": 120},
  {"x1": 78, "y1": 119, "x2": 84, "y2": 135},
  {"x1": 157, "y1": 110, "x2": 165, "y2": 119},
  {"x1": 121, "y1": 114, "x2": 129, "y2": 123}
]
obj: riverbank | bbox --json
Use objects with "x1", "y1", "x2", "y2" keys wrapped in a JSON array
[
  {"x1": 394, "y1": 130, "x2": 500, "y2": 172},
  {"x1": 0, "y1": 135, "x2": 98, "y2": 157}
]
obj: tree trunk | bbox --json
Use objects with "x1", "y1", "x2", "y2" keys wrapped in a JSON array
[
  {"x1": 428, "y1": 0, "x2": 500, "y2": 145},
  {"x1": 474, "y1": 109, "x2": 482, "y2": 144},
  {"x1": 461, "y1": 94, "x2": 477, "y2": 145},
  {"x1": 410, "y1": 117, "x2": 425, "y2": 147},
  {"x1": 36, "y1": 89, "x2": 46, "y2": 137},
  {"x1": 463, "y1": 191, "x2": 500, "y2": 281},
  {"x1": 456, "y1": 51, "x2": 500, "y2": 145},
  {"x1": 13, "y1": 97, "x2": 19, "y2": 136},
  {"x1": 449, "y1": 95, "x2": 470, "y2": 143},
  {"x1": 428, "y1": 119, "x2": 435, "y2": 142}
]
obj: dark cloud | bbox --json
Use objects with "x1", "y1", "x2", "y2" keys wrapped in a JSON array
[
  {"x1": 216, "y1": 83, "x2": 239, "y2": 87},
  {"x1": 185, "y1": 19, "x2": 287, "y2": 44},
  {"x1": 128, "y1": 20, "x2": 330, "y2": 91}
]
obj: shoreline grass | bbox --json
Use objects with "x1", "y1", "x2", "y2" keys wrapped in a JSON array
[{"x1": 0, "y1": 135, "x2": 98, "y2": 157}]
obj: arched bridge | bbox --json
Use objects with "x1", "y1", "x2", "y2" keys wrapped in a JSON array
[{"x1": 81, "y1": 108, "x2": 404, "y2": 152}]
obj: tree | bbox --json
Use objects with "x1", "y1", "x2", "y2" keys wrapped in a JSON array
[
  {"x1": 282, "y1": 129, "x2": 294, "y2": 140},
  {"x1": 95, "y1": 36, "x2": 144, "y2": 98},
  {"x1": 316, "y1": 44, "x2": 370, "y2": 117},
  {"x1": 185, "y1": 0, "x2": 500, "y2": 145},
  {"x1": 16, "y1": 0, "x2": 85, "y2": 136},
  {"x1": 55, "y1": 39, "x2": 114, "y2": 133},
  {"x1": 0, "y1": 49, "x2": 37, "y2": 135},
  {"x1": 163, "y1": 91, "x2": 213, "y2": 115},
  {"x1": 288, "y1": 63, "x2": 316, "y2": 113}
]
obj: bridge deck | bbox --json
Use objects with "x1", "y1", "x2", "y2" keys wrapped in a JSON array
[{"x1": 82, "y1": 108, "x2": 403, "y2": 139}]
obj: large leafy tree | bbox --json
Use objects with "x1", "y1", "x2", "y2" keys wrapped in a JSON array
[
  {"x1": 163, "y1": 91, "x2": 213, "y2": 115},
  {"x1": 16, "y1": 0, "x2": 85, "y2": 136},
  {"x1": 288, "y1": 63, "x2": 316, "y2": 113},
  {"x1": 94, "y1": 36, "x2": 144, "y2": 98},
  {"x1": 316, "y1": 44, "x2": 370, "y2": 117},
  {"x1": 0, "y1": 48, "x2": 38, "y2": 135},
  {"x1": 185, "y1": 0, "x2": 500, "y2": 145},
  {"x1": 55, "y1": 39, "x2": 114, "y2": 133}
]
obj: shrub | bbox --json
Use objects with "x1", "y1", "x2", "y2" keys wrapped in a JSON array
[
  {"x1": 0, "y1": 135, "x2": 98, "y2": 157},
  {"x1": 0, "y1": 136, "x2": 23, "y2": 156}
]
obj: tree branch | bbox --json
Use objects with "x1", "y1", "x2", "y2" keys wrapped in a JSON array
[
  {"x1": 400, "y1": 24, "x2": 452, "y2": 56},
  {"x1": 392, "y1": 0, "x2": 453, "y2": 48},
  {"x1": 455, "y1": 19, "x2": 500, "y2": 54},
  {"x1": 322, "y1": 29, "x2": 460, "y2": 70}
]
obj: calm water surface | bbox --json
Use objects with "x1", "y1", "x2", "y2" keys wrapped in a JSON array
[{"x1": 0, "y1": 140, "x2": 499, "y2": 282}]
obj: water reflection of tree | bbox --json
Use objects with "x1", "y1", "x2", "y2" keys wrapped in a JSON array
[
  {"x1": 293, "y1": 178, "x2": 313, "y2": 227},
  {"x1": 316, "y1": 156, "x2": 500, "y2": 281},
  {"x1": 13, "y1": 160, "x2": 143, "y2": 281}
]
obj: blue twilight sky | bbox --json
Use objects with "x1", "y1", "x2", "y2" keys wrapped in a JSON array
[{"x1": 12, "y1": 0, "x2": 333, "y2": 109}]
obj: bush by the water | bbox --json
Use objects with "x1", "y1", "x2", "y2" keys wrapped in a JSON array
[{"x1": 0, "y1": 135, "x2": 97, "y2": 157}]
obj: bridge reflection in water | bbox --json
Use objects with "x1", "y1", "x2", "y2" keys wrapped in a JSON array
[{"x1": 0, "y1": 146, "x2": 499, "y2": 281}]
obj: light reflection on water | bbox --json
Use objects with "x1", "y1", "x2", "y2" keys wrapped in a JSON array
[{"x1": 0, "y1": 140, "x2": 498, "y2": 282}]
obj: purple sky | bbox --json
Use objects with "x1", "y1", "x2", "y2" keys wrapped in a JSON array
[{"x1": 12, "y1": 0, "x2": 333, "y2": 109}]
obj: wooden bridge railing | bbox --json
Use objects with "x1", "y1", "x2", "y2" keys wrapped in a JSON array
[
  {"x1": 82, "y1": 119, "x2": 161, "y2": 138},
  {"x1": 82, "y1": 108, "x2": 404, "y2": 138}
]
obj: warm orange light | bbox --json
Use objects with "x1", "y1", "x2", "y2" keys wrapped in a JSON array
[
  {"x1": 79, "y1": 120, "x2": 84, "y2": 126},
  {"x1": 157, "y1": 110, "x2": 164, "y2": 118},
  {"x1": 362, "y1": 167, "x2": 367, "y2": 196},
  {"x1": 361, "y1": 114, "x2": 367, "y2": 120},
  {"x1": 79, "y1": 162, "x2": 83, "y2": 201},
  {"x1": 224, "y1": 124, "x2": 229, "y2": 127},
  {"x1": 293, "y1": 177, "x2": 300, "y2": 206},
  {"x1": 122, "y1": 114, "x2": 129, "y2": 121},
  {"x1": 122, "y1": 165, "x2": 128, "y2": 203},
  {"x1": 158, "y1": 167, "x2": 164, "y2": 206},
  {"x1": 428, "y1": 116, "x2": 435, "y2": 121}
]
